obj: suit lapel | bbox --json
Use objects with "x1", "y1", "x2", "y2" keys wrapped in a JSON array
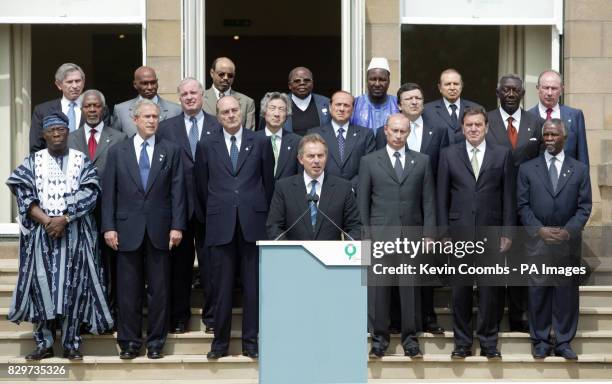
[
  {"x1": 211, "y1": 133, "x2": 234, "y2": 175},
  {"x1": 322, "y1": 125, "x2": 342, "y2": 167},
  {"x1": 560, "y1": 105, "x2": 573, "y2": 131},
  {"x1": 517, "y1": 110, "x2": 535, "y2": 147},
  {"x1": 377, "y1": 150, "x2": 399, "y2": 183},
  {"x1": 489, "y1": 111, "x2": 511, "y2": 148},
  {"x1": 158, "y1": 98, "x2": 170, "y2": 121},
  {"x1": 235, "y1": 131, "x2": 254, "y2": 174},
  {"x1": 457, "y1": 143, "x2": 475, "y2": 179},
  {"x1": 145, "y1": 139, "x2": 165, "y2": 193},
  {"x1": 275, "y1": 132, "x2": 291, "y2": 178},
  {"x1": 554, "y1": 158, "x2": 575, "y2": 196},
  {"x1": 93, "y1": 127, "x2": 112, "y2": 162},
  {"x1": 477, "y1": 143, "x2": 494, "y2": 180},
  {"x1": 291, "y1": 177, "x2": 313, "y2": 239},
  {"x1": 203, "y1": 88, "x2": 217, "y2": 116},
  {"x1": 436, "y1": 100, "x2": 455, "y2": 130},
  {"x1": 342, "y1": 125, "x2": 358, "y2": 164},
  {"x1": 74, "y1": 127, "x2": 88, "y2": 154},
  {"x1": 419, "y1": 122, "x2": 433, "y2": 153},
  {"x1": 124, "y1": 138, "x2": 144, "y2": 192},
  {"x1": 535, "y1": 156, "x2": 555, "y2": 196},
  {"x1": 177, "y1": 114, "x2": 194, "y2": 160},
  {"x1": 400, "y1": 150, "x2": 417, "y2": 184},
  {"x1": 314, "y1": 176, "x2": 336, "y2": 238}
]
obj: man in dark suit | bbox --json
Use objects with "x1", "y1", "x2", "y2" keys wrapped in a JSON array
[
  {"x1": 376, "y1": 83, "x2": 448, "y2": 334},
  {"x1": 309, "y1": 91, "x2": 375, "y2": 191},
  {"x1": 517, "y1": 119, "x2": 591, "y2": 360},
  {"x1": 112, "y1": 66, "x2": 182, "y2": 137},
  {"x1": 424, "y1": 69, "x2": 481, "y2": 145},
  {"x1": 360, "y1": 113, "x2": 436, "y2": 358},
  {"x1": 437, "y1": 106, "x2": 516, "y2": 359},
  {"x1": 486, "y1": 74, "x2": 545, "y2": 332},
  {"x1": 255, "y1": 92, "x2": 301, "y2": 180},
  {"x1": 68, "y1": 89, "x2": 127, "y2": 317},
  {"x1": 158, "y1": 78, "x2": 221, "y2": 335},
  {"x1": 102, "y1": 99, "x2": 186, "y2": 360},
  {"x1": 528, "y1": 70, "x2": 589, "y2": 165},
  {"x1": 267, "y1": 133, "x2": 360, "y2": 241},
  {"x1": 194, "y1": 95, "x2": 275, "y2": 359}
]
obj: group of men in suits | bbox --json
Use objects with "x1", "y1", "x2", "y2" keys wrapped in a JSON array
[{"x1": 25, "y1": 56, "x2": 591, "y2": 361}]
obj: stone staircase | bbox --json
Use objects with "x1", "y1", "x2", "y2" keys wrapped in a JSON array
[{"x1": 0, "y1": 238, "x2": 611, "y2": 382}]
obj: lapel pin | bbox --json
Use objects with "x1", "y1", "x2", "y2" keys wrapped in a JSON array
[
  {"x1": 429, "y1": 131, "x2": 433, "y2": 135},
  {"x1": 322, "y1": 108, "x2": 328, "y2": 114},
  {"x1": 353, "y1": 132, "x2": 357, "y2": 137},
  {"x1": 411, "y1": 160, "x2": 414, "y2": 164},
  {"x1": 246, "y1": 147, "x2": 250, "y2": 151},
  {"x1": 159, "y1": 154, "x2": 165, "y2": 162},
  {"x1": 528, "y1": 128, "x2": 531, "y2": 131},
  {"x1": 287, "y1": 146, "x2": 291, "y2": 150},
  {"x1": 568, "y1": 119, "x2": 572, "y2": 123},
  {"x1": 207, "y1": 131, "x2": 211, "y2": 135},
  {"x1": 106, "y1": 138, "x2": 110, "y2": 143}
]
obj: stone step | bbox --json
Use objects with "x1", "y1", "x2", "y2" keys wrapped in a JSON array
[
  {"x1": 2, "y1": 330, "x2": 612, "y2": 357},
  {"x1": 0, "y1": 354, "x2": 610, "y2": 381},
  {"x1": 0, "y1": 241, "x2": 18, "y2": 259}
]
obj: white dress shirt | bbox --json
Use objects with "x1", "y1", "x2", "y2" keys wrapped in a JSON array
[
  {"x1": 213, "y1": 86, "x2": 232, "y2": 99},
  {"x1": 538, "y1": 102, "x2": 561, "y2": 119},
  {"x1": 499, "y1": 107, "x2": 522, "y2": 133},
  {"x1": 83, "y1": 122, "x2": 103, "y2": 145},
  {"x1": 223, "y1": 127, "x2": 243, "y2": 155},
  {"x1": 443, "y1": 98, "x2": 461, "y2": 116},
  {"x1": 331, "y1": 120, "x2": 348, "y2": 139},
  {"x1": 466, "y1": 139, "x2": 486, "y2": 168},
  {"x1": 61, "y1": 96, "x2": 82, "y2": 126},
  {"x1": 386, "y1": 144, "x2": 406, "y2": 169},
  {"x1": 407, "y1": 116, "x2": 423, "y2": 152},
  {"x1": 133, "y1": 134, "x2": 155, "y2": 164},
  {"x1": 304, "y1": 171, "x2": 324, "y2": 204},
  {"x1": 292, "y1": 93, "x2": 312, "y2": 112},
  {"x1": 184, "y1": 111, "x2": 204, "y2": 139},
  {"x1": 545, "y1": 150, "x2": 565, "y2": 178},
  {"x1": 265, "y1": 127, "x2": 283, "y2": 140}
]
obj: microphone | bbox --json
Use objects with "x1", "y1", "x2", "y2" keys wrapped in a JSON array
[
  {"x1": 273, "y1": 194, "x2": 319, "y2": 241},
  {"x1": 309, "y1": 193, "x2": 356, "y2": 241}
]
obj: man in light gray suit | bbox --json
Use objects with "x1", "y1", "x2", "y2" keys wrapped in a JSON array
[
  {"x1": 111, "y1": 66, "x2": 181, "y2": 137},
  {"x1": 359, "y1": 113, "x2": 436, "y2": 358},
  {"x1": 202, "y1": 57, "x2": 256, "y2": 130}
]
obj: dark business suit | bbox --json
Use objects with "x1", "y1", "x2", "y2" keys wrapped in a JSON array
[
  {"x1": 308, "y1": 123, "x2": 375, "y2": 191},
  {"x1": 486, "y1": 107, "x2": 544, "y2": 330},
  {"x1": 30, "y1": 98, "x2": 111, "y2": 153},
  {"x1": 517, "y1": 154, "x2": 591, "y2": 353},
  {"x1": 437, "y1": 141, "x2": 516, "y2": 349},
  {"x1": 424, "y1": 98, "x2": 481, "y2": 144},
  {"x1": 101, "y1": 135, "x2": 186, "y2": 351},
  {"x1": 528, "y1": 104, "x2": 589, "y2": 165},
  {"x1": 359, "y1": 148, "x2": 435, "y2": 352},
  {"x1": 68, "y1": 123, "x2": 127, "y2": 316},
  {"x1": 266, "y1": 173, "x2": 361, "y2": 241},
  {"x1": 158, "y1": 111, "x2": 221, "y2": 328},
  {"x1": 254, "y1": 129, "x2": 301, "y2": 180},
  {"x1": 194, "y1": 128, "x2": 275, "y2": 353}
]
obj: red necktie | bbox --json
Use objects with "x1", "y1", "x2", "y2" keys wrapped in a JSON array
[
  {"x1": 546, "y1": 108, "x2": 553, "y2": 120},
  {"x1": 88, "y1": 128, "x2": 97, "y2": 159},
  {"x1": 507, "y1": 117, "x2": 517, "y2": 149}
]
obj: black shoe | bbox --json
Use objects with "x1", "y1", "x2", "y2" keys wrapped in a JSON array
[
  {"x1": 451, "y1": 346, "x2": 472, "y2": 359},
  {"x1": 533, "y1": 347, "x2": 551, "y2": 359},
  {"x1": 119, "y1": 348, "x2": 139, "y2": 360},
  {"x1": 242, "y1": 350, "x2": 258, "y2": 358},
  {"x1": 555, "y1": 347, "x2": 578, "y2": 360},
  {"x1": 204, "y1": 325, "x2": 214, "y2": 334},
  {"x1": 207, "y1": 350, "x2": 228, "y2": 360},
  {"x1": 147, "y1": 349, "x2": 164, "y2": 359},
  {"x1": 63, "y1": 348, "x2": 83, "y2": 360},
  {"x1": 369, "y1": 347, "x2": 385, "y2": 358},
  {"x1": 423, "y1": 323, "x2": 445, "y2": 334},
  {"x1": 404, "y1": 346, "x2": 423, "y2": 358},
  {"x1": 480, "y1": 347, "x2": 502, "y2": 359},
  {"x1": 25, "y1": 347, "x2": 54, "y2": 361},
  {"x1": 170, "y1": 321, "x2": 187, "y2": 334}
]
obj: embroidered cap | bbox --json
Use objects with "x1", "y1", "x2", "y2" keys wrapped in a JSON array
[
  {"x1": 42, "y1": 113, "x2": 69, "y2": 131},
  {"x1": 367, "y1": 57, "x2": 390, "y2": 73}
]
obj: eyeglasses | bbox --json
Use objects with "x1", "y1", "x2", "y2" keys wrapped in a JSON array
[
  {"x1": 290, "y1": 78, "x2": 312, "y2": 84},
  {"x1": 214, "y1": 71, "x2": 235, "y2": 79}
]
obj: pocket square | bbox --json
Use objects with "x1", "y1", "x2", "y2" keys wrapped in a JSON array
[{"x1": 529, "y1": 138, "x2": 537, "y2": 141}]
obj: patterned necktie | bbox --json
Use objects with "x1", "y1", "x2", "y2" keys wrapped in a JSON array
[
  {"x1": 549, "y1": 156, "x2": 559, "y2": 192},
  {"x1": 393, "y1": 151, "x2": 403, "y2": 180},
  {"x1": 230, "y1": 135, "x2": 239, "y2": 173},
  {"x1": 471, "y1": 147, "x2": 480, "y2": 180},
  {"x1": 546, "y1": 108, "x2": 553, "y2": 120},
  {"x1": 407, "y1": 122, "x2": 419, "y2": 152},
  {"x1": 507, "y1": 117, "x2": 518, "y2": 149},
  {"x1": 271, "y1": 134, "x2": 279, "y2": 174},
  {"x1": 337, "y1": 127, "x2": 345, "y2": 162},
  {"x1": 139, "y1": 141, "x2": 150, "y2": 189},
  {"x1": 68, "y1": 102, "x2": 77, "y2": 132},
  {"x1": 449, "y1": 104, "x2": 458, "y2": 128},
  {"x1": 188, "y1": 116, "x2": 199, "y2": 158},
  {"x1": 309, "y1": 180, "x2": 318, "y2": 229},
  {"x1": 88, "y1": 128, "x2": 97, "y2": 159}
]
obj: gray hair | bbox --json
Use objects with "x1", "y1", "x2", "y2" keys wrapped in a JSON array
[
  {"x1": 542, "y1": 118, "x2": 568, "y2": 136},
  {"x1": 497, "y1": 73, "x2": 523, "y2": 90},
  {"x1": 81, "y1": 89, "x2": 106, "y2": 108},
  {"x1": 177, "y1": 77, "x2": 204, "y2": 94},
  {"x1": 298, "y1": 133, "x2": 328, "y2": 157},
  {"x1": 55, "y1": 63, "x2": 85, "y2": 83},
  {"x1": 132, "y1": 98, "x2": 160, "y2": 118},
  {"x1": 260, "y1": 92, "x2": 292, "y2": 117}
]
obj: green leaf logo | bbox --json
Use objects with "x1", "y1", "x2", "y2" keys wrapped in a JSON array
[{"x1": 345, "y1": 244, "x2": 357, "y2": 260}]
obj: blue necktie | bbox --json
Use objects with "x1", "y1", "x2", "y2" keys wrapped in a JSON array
[
  {"x1": 549, "y1": 156, "x2": 559, "y2": 192},
  {"x1": 337, "y1": 127, "x2": 345, "y2": 162},
  {"x1": 309, "y1": 180, "x2": 318, "y2": 229},
  {"x1": 230, "y1": 135, "x2": 239, "y2": 173},
  {"x1": 67, "y1": 102, "x2": 77, "y2": 132},
  {"x1": 393, "y1": 151, "x2": 403, "y2": 180},
  {"x1": 139, "y1": 141, "x2": 150, "y2": 189},
  {"x1": 188, "y1": 116, "x2": 199, "y2": 158}
]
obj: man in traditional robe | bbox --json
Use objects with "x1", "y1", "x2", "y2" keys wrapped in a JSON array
[{"x1": 7, "y1": 113, "x2": 113, "y2": 361}]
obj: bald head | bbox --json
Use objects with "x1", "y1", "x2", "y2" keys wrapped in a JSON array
[
  {"x1": 133, "y1": 66, "x2": 159, "y2": 99},
  {"x1": 210, "y1": 57, "x2": 236, "y2": 93}
]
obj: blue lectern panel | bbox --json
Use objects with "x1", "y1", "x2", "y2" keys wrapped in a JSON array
[{"x1": 260, "y1": 245, "x2": 367, "y2": 384}]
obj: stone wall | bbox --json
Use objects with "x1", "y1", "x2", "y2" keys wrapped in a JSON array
[{"x1": 365, "y1": 0, "x2": 400, "y2": 93}]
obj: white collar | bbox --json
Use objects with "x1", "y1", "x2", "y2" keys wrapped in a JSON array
[
  {"x1": 134, "y1": 133, "x2": 156, "y2": 148},
  {"x1": 213, "y1": 86, "x2": 232, "y2": 99},
  {"x1": 303, "y1": 170, "x2": 324, "y2": 187},
  {"x1": 291, "y1": 93, "x2": 312, "y2": 111},
  {"x1": 386, "y1": 144, "x2": 406, "y2": 158},
  {"x1": 499, "y1": 107, "x2": 522, "y2": 123},
  {"x1": 466, "y1": 139, "x2": 486, "y2": 153},
  {"x1": 185, "y1": 110, "x2": 204, "y2": 122},
  {"x1": 545, "y1": 149, "x2": 565, "y2": 164},
  {"x1": 84, "y1": 121, "x2": 104, "y2": 134},
  {"x1": 223, "y1": 126, "x2": 243, "y2": 141},
  {"x1": 443, "y1": 97, "x2": 460, "y2": 110},
  {"x1": 538, "y1": 102, "x2": 560, "y2": 115},
  {"x1": 265, "y1": 127, "x2": 283, "y2": 138},
  {"x1": 411, "y1": 115, "x2": 423, "y2": 129},
  {"x1": 61, "y1": 96, "x2": 81, "y2": 108},
  {"x1": 331, "y1": 120, "x2": 349, "y2": 134}
]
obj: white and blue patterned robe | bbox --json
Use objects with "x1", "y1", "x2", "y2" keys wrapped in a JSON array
[{"x1": 6, "y1": 149, "x2": 113, "y2": 335}]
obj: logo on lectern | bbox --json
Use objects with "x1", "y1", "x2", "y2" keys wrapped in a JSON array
[{"x1": 345, "y1": 244, "x2": 357, "y2": 260}]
